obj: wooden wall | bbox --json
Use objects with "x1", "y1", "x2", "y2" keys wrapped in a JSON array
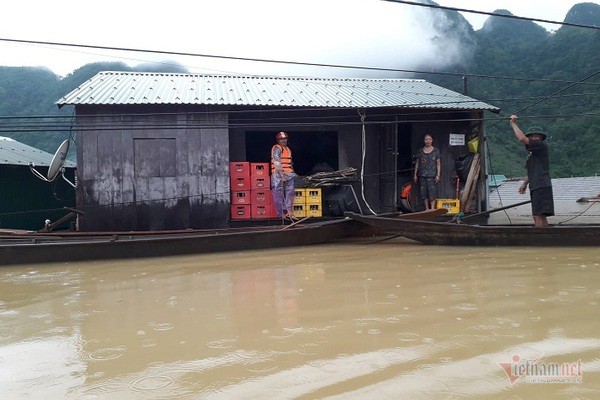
[
  {"x1": 75, "y1": 106, "x2": 230, "y2": 231},
  {"x1": 410, "y1": 111, "x2": 483, "y2": 210}
]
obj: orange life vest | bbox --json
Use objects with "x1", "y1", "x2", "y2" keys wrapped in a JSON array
[{"x1": 271, "y1": 144, "x2": 293, "y2": 174}]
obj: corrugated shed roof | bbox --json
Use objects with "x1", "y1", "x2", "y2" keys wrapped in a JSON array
[
  {"x1": 56, "y1": 72, "x2": 500, "y2": 112},
  {"x1": 490, "y1": 177, "x2": 600, "y2": 202},
  {"x1": 0, "y1": 137, "x2": 76, "y2": 167}
]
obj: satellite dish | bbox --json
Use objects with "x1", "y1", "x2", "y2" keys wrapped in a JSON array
[
  {"x1": 30, "y1": 140, "x2": 76, "y2": 188},
  {"x1": 48, "y1": 140, "x2": 70, "y2": 181}
]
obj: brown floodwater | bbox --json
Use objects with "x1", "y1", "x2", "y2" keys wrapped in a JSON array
[{"x1": 1, "y1": 238, "x2": 599, "y2": 399}]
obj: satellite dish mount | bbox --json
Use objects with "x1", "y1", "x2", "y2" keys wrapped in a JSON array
[{"x1": 30, "y1": 140, "x2": 76, "y2": 188}]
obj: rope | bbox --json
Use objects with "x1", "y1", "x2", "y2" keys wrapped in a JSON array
[
  {"x1": 557, "y1": 202, "x2": 597, "y2": 225},
  {"x1": 358, "y1": 110, "x2": 376, "y2": 215}
]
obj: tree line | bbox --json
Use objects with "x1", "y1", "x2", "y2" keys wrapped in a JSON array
[{"x1": 0, "y1": 2, "x2": 598, "y2": 178}]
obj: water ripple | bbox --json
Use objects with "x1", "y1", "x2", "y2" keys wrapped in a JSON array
[
  {"x1": 397, "y1": 332, "x2": 421, "y2": 342},
  {"x1": 148, "y1": 322, "x2": 174, "y2": 331},
  {"x1": 89, "y1": 345, "x2": 127, "y2": 361},
  {"x1": 207, "y1": 338, "x2": 238, "y2": 349},
  {"x1": 129, "y1": 375, "x2": 175, "y2": 392}
]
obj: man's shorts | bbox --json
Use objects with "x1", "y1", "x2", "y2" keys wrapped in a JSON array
[{"x1": 531, "y1": 186, "x2": 554, "y2": 216}]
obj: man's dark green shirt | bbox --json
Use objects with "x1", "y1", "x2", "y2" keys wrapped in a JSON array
[{"x1": 525, "y1": 139, "x2": 551, "y2": 190}]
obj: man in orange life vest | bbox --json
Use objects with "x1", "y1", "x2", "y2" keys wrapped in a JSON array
[{"x1": 271, "y1": 131, "x2": 297, "y2": 220}]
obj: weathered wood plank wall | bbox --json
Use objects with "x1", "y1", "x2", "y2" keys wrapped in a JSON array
[
  {"x1": 410, "y1": 111, "x2": 481, "y2": 208},
  {"x1": 76, "y1": 107, "x2": 230, "y2": 231}
]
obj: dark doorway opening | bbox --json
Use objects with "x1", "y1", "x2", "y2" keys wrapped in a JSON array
[
  {"x1": 397, "y1": 123, "x2": 413, "y2": 183},
  {"x1": 244, "y1": 131, "x2": 339, "y2": 176}
]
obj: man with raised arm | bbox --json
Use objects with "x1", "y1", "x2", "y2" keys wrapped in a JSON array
[{"x1": 509, "y1": 115, "x2": 554, "y2": 227}]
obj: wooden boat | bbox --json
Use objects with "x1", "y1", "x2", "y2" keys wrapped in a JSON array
[
  {"x1": 0, "y1": 218, "x2": 364, "y2": 266},
  {"x1": 345, "y1": 212, "x2": 600, "y2": 247}
]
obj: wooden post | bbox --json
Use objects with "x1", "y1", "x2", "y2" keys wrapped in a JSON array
[
  {"x1": 460, "y1": 153, "x2": 480, "y2": 212},
  {"x1": 463, "y1": 159, "x2": 481, "y2": 213}
]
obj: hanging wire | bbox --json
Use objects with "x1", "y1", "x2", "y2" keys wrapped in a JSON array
[
  {"x1": 357, "y1": 110, "x2": 377, "y2": 215},
  {"x1": 483, "y1": 69, "x2": 600, "y2": 222},
  {"x1": 381, "y1": 0, "x2": 600, "y2": 30}
]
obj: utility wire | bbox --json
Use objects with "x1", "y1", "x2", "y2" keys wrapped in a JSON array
[
  {"x1": 482, "y1": 69, "x2": 600, "y2": 220},
  {"x1": 1, "y1": 92, "x2": 598, "y2": 124},
  {"x1": 2, "y1": 36, "x2": 600, "y2": 87},
  {"x1": 1, "y1": 112, "x2": 599, "y2": 134},
  {"x1": 0, "y1": 110, "x2": 600, "y2": 131},
  {"x1": 382, "y1": 0, "x2": 600, "y2": 30}
]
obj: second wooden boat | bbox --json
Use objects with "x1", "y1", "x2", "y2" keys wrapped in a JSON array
[{"x1": 345, "y1": 212, "x2": 600, "y2": 247}]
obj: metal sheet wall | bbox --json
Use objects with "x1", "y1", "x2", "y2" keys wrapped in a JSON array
[
  {"x1": 0, "y1": 165, "x2": 76, "y2": 231},
  {"x1": 75, "y1": 106, "x2": 230, "y2": 232}
]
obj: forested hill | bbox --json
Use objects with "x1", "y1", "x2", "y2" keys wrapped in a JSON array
[
  {"x1": 0, "y1": 62, "x2": 188, "y2": 157},
  {"x1": 426, "y1": 2, "x2": 600, "y2": 178},
  {"x1": 0, "y1": 2, "x2": 599, "y2": 178}
]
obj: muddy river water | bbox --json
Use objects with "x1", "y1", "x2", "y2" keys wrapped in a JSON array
[{"x1": 1, "y1": 237, "x2": 598, "y2": 399}]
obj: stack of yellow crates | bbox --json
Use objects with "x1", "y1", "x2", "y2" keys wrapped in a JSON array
[
  {"x1": 292, "y1": 188, "x2": 323, "y2": 218},
  {"x1": 305, "y1": 189, "x2": 322, "y2": 217},
  {"x1": 292, "y1": 189, "x2": 306, "y2": 218}
]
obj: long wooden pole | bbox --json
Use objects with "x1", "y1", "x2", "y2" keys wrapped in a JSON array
[
  {"x1": 369, "y1": 200, "x2": 532, "y2": 244},
  {"x1": 460, "y1": 200, "x2": 531, "y2": 221}
]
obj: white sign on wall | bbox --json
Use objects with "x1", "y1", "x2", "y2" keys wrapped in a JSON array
[{"x1": 449, "y1": 133, "x2": 465, "y2": 146}]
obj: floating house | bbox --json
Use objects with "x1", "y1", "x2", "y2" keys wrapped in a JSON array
[
  {"x1": 0, "y1": 137, "x2": 76, "y2": 230},
  {"x1": 57, "y1": 72, "x2": 499, "y2": 231}
]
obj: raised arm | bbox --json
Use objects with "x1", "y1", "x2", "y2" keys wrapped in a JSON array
[{"x1": 509, "y1": 115, "x2": 530, "y2": 145}]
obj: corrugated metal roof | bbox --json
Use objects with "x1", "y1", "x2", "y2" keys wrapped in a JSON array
[
  {"x1": 0, "y1": 137, "x2": 76, "y2": 167},
  {"x1": 56, "y1": 72, "x2": 500, "y2": 112},
  {"x1": 490, "y1": 177, "x2": 600, "y2": 202}
]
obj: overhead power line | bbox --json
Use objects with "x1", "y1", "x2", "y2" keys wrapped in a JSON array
[
  {"x1": 1, "y1": 112, "x2": 598, "y2": 134},
  {"x1": 382, "y1": 0, "x2": 600, "y2": 30},
  {"x1": 1, "y1": 37, "x2": 600, "y2": 87},
  {"x1": 0, "y1": 91, "x2": 598, "y2": 123}
]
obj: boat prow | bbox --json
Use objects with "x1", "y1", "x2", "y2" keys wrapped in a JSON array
[{"x1": 345, "y1": 212, "x2": 600, "y2": 247}]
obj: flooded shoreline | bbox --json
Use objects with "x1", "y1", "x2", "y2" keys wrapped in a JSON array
[{"x1": 1, "y1": 238, "x2": 598, "y2": 398}]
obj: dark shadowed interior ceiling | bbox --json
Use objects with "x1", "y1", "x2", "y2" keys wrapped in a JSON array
[{"x1": 245, "y1": 131, "x2": 338, "y2": 176}]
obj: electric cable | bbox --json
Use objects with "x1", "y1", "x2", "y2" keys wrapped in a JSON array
[
  {"x1": 2, "y1": 36, "x2": 600, "y2": 86},
  {"x1": 357, "y1": 110, "x2": 377, "y2": 214},
  {"x1": 382, "y1": 0, "x2": 600, "y2": 30},
  {"x1": 2, "y1": 90, "x2": 599, "y2": 123},
  {"x1": 482, "y1": 69, "x2": 600, "y2": 222}
]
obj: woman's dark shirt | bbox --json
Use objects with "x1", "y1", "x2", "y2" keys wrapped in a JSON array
[{"x1": 416, "y1": 147, "x2": 441, "y2": 178}]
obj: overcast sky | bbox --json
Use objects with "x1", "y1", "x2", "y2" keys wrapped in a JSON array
[{"x1": 0, "y1": 0, "x2": 594, "y2": 77}]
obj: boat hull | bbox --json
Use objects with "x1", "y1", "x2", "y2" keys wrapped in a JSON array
[
  {"x1": 345, "y1": 212, "x2": 600, "y2": 247},
  {"x1": 0, "y1": 219, "x2": 362, "y2": 266}
]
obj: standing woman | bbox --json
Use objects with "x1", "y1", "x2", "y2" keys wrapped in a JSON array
[{"x1": 413, "y1": 134, "x2": 441, "y2": 210}]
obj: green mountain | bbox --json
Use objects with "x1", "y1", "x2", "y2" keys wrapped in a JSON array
[
  {"x1": 426, "y1": 2, "x2": 600, "y2": 178},
  {"x1": 0, "y1": 3, "x2": 598, "y2": 178}
]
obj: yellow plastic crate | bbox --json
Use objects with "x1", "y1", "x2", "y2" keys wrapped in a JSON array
[
  {"x1": 292, "y1": 204, "x2": 307, "y2": 218},
  {"x1": 435, "y1": 199, "x2": 460, "y2": 215},
  {"x1": 293, "y1": 189, "x2": 306, "y2": 205},
  {"x1": 306, "y1": 188, "x2": 322, "y2": 203},
  {"x1": 306, "y1": 203, "x2": 322, "y2": 217}
]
